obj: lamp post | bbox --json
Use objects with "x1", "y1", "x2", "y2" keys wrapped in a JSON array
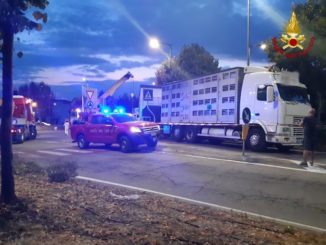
[
  {"x1": 247, "y1": 0, "x2": 251, "y2": 67},
  {"x1": 149, "y1": 37, "x2": 173, "y2": 67}
]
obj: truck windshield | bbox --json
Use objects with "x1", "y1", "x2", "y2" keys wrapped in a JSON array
[
  {"x1": 276, "y1": 84, "x2": 310, "y2": 104},
  {"x1": 111, "y1": 114, "x2": 137, "y2": 123}
]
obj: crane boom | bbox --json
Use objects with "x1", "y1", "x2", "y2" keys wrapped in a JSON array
[{"x1": 99, "y1": 71, "x2": 133, "y2": 103}]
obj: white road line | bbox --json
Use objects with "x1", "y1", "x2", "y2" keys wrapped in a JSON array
[
  {"x1": 56, "y1": 148, "x2": 93, "y2": 154},
  {"x1": 160, "y1": 151, "x2": 326, "y2": 174},
  {"x1": 76, "y1": 176, "x2": 326, "y2": 233},
  {"x1": 37, "y1": 150, "x2": 70, "y2": 156}
]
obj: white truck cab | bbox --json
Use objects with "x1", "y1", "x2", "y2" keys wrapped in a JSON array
[{"x1": 240, "y1": 67, "x2": 311, "y2": 150}]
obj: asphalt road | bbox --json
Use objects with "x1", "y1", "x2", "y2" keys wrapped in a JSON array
[{"x1": 12, "y1": 128, "x2": 326, "y2": 230}]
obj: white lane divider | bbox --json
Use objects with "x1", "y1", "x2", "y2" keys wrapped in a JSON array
[
  {"x1": 76, "y1": 175, "x2": 326, "y2": 233},
  {"x1": 56, "y1": 148, "x2": 93, "y2": 154},
  {"x1": 37, "y1": 150, "x2": 70, "y2": 156}
]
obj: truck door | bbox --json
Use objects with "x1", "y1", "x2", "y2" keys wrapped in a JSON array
[
  {"x1": 88, "y1": 115, "x2": 103, "y2": 142},
  {"x1": 100, "y1": 116, "x2": 115, "y2": 143},
  {"x1": 253, "y1": 84, "x2": 277, "y2": 129}
]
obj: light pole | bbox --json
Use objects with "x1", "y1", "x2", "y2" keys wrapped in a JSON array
[
  {"x1": 149, "y1": 37, "x2": 173, "y2": 67},
  {"x1": 247, "y1": 0, "x2": 251, "y2": 67}
]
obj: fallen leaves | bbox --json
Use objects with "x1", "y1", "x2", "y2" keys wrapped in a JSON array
[{"x1": 0, "y1": 174, "x2": 325, "y2": 244}]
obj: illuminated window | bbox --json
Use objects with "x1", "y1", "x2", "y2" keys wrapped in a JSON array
[
  {"x1": 222, "y1": 85, "x2": 228, "y2": 91},
  {"x1": 199, "y1": 89, "x2": 204, "y2": 95},
  {"x1": 193, "y1": 90, "x2": 198, "y2": 95},
  {"x1": 198, "y1": 100, "x2": 204, "y2": 105},
  {"x1": 193, "y1": 111, "x2": 198, "y2": 116},
  {"x1": 212, "y1": 75, "x2": 218, "y2": 81},
  {"x1": 222, "y1": 97, "x2": 228, "y2": 103},
  {"x1": 229, "y1": 96, "x2": 235, "y2": 103},
  {"x1": 230, "y1": 84, "x2": 236, "y2": 90},
  {"x1": 193, "y1": 100, "x2": 198, "y2": 106},
  {"x1": 211, "y1": 98, "x2": 217, "y2": 104},
  {"x1": 223, "y1": 73, "x2": 229, "y2": 79},
  {"x1": 199, "y1": 78, "x2": 204, "y2": 84},
  {"x1": 205, "y1": 99, "x2": 210, "y2": 104},
  {"x1": 205, "y1": 88, "x2": 211, "y2": 94},
  {"x1": 229, "y1": 109, "x2": 235, "y2": 115},
  {"x1": 212, "y1": 87, "x2": 217, "y2": 93},
  {"x1": 257, "y1": 85, "x2": 267, "y2": 101},
  {"x1": 204, "y1": 110, "x2": 210, "y2": 116},
  {"x1": 198, "y1": 110, "x2": 204, "y2": 116},
  {"x1": 222, "y1": 109, "x2": 228, "y2": 115},
  {"x1": 176, "y1": 102, "x2": 180, "y2": 107},
  {"x1": 205, "y1": 77, "x2": 211, "y2": 83},
  {"x1": 171, "y1": 112, "x2": 176, "y2": 117}
]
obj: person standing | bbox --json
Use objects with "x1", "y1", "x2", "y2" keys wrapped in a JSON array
[
  {"x1": 300, "y1": 108, "x2": 317, "y2": 167},
  {"x1": 64, "y1": 119, "x2": 70, "y2": 136}
]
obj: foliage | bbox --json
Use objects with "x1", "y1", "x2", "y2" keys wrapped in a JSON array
[
  {"x1": 264, "y1": 0, "x2": 326, "y2": 122},
  {"x1": 46, "y1": 161, "x2": 78, "y2": 183},
  {"x1": 156, "y1": 43, "x2": 219, "y2": 85},
  {"x1": 16, "y1": 81, "x2": 55, "y2": 122}
]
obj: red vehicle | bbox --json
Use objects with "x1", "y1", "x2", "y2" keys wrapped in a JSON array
[
  {"x1": 0, "y1": 95, "x2": 37, "y2": 143},
  {"x1": 70, "y1": 113, "x2": 160, "y2": 152}
]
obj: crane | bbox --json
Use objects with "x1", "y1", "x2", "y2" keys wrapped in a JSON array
[{"x1": 98, "y1": 71, "x2": 134, "y2": 105}]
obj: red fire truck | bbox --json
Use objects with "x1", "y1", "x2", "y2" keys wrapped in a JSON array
[{"x1": 0, "y1": 95, "x2": 37, "y2": 143}]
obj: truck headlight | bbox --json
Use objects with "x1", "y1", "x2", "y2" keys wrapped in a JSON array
[{"x1": 130, "y1": 126, "x2": 141, "y2": 133}]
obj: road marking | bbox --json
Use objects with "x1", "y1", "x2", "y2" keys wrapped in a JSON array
[
  {"x1": 160, "y1": 151, "x2": 326, "y2": 175},
  {"x1": 56, "y1": 148, "x2": 93, "y2": 154},
  {"x1": 76, "y1": 175, "x2": 326, "y2": 233},
  {"x1": 37, "y1": 150, "x2": 70, "y2": 156}
]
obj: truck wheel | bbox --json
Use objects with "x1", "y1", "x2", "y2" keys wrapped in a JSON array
[
  {"x1": 147, "y1": 136, "x2": 158, "y2": 148},
  {"x1": 185, "y1": 127, "x2": 199, "y2": 143},
  {"x1": 16, "y1": 134, "x2": 24, "y2": 144},
  {"x1": 119, "y1": 136, "x2": 133, "y2": 153},
  {"x1": 77, "y1": 134, "x2": 89, "y2": 149},
  {"x1": 172, "y1": 126, "x2": 184, "y2": 142},
  {"x1": 247, "y1": 128, "x2": 266, "y2": 151}
]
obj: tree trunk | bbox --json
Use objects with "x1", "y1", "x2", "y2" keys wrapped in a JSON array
[{"x1": 1, "y1": 24, "x2": 16, "y2": 204}]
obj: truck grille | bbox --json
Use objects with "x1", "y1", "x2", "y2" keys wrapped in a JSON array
[
  {"x1": 293, "y1": 127, "x2": 303, "y2": 136},
  {"x1": 293, "y1": 116, "x2": 303, "y2": 126},
  {"x1": 142, "y1": 126, "x2": 159, "y2": 133}
]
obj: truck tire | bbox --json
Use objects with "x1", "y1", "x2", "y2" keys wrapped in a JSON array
[
  {"x1": 119, "y1": 136, "x2": 133, "y2": 153},
  {"x1": 77, "y1": 134, "x2": 89, "y2": 149},
  {"x1": 185, "y1": 127, "x2": 199, "y2": 143},
  {"x1": 172, "y1": 126, "x2": 184, "y2": 142},
  {"x1": 247, "y1": 128, "x2": 266, "y2": 151}
]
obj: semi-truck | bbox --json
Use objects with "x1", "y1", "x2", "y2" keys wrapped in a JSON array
[
  {"x1": 0, "y1": 95, "x2": 37, "y2": 143},
  {"x1": 158, "y1": 66, "x2": 311, "y2": 151}
]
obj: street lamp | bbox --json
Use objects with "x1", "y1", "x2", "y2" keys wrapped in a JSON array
[
  {"x1": 149, "y1": 37, "x2": 173, "y2": 67},
  {"x1": 247, "y1": 0, "x2": 251, "y2": 67}
]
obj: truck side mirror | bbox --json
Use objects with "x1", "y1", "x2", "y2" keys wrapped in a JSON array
[{"x1": 267, "y1": 86, "x2": 274, "y2": 102}]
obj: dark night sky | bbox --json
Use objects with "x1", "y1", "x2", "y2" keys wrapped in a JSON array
[{"x1": 9, "y1": 0, "x2": 305, "y2": 99}]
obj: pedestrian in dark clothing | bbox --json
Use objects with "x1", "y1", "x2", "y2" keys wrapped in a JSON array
[{"x1": 300, "y1": 108, "x2": 317, "y2": 167}]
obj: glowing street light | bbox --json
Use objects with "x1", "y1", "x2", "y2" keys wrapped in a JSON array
[
  {"x1": 149, "y1": 37, "x2": 173, "y2": 67},
  {"x1": 260, "y1": 43, "x2": 267, "y2": 50}
]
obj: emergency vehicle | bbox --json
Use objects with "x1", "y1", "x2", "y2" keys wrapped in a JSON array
[{"x1": 70, "y1": 112, "x2": 160, "y2": 152}]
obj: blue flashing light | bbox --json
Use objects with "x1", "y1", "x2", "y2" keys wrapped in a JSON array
[
  {"x1": 101, "y1": 106, "x2": 111, "y2": 115},
  {"x1": 113, "y1": 106, "x2": 126, "y2": 114}
]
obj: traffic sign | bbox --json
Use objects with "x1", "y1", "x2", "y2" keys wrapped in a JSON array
[
  {"x1": 143, "y1": 89, "x2": 153, "y2": 101},
  {"x1": 87, "y1": 101, "x2": 93, "y2": 109},
  {"x1": 86, "y1": 90, "x2": 94, "y2": 100}
]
